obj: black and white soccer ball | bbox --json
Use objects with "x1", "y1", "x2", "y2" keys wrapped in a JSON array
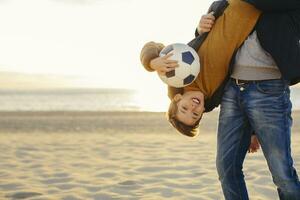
[{"x1": 158, "y1": 43, "x2": 200, "y2": 88}]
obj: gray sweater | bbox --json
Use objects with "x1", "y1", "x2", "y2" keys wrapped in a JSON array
[{"x1": 231, "y1": 31, "x2": 282, "y2": 80}]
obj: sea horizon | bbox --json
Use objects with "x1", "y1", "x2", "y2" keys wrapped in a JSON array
[
  {"x1": 0, "y1": 87, "x2": 300, "y2": 112},
  {"x1": 0, "y1": 88, "x2": 168, "y2": 112}
]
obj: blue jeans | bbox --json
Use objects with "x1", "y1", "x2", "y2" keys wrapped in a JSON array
[{"x1": 217, "y1": 78, "x2": 300, "y2": 200}]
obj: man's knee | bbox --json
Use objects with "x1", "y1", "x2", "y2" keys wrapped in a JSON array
[
  {"x1": 277, "y1": 183, "x2": 300, "y2": 200},
  {"x1": 273, "y1": 170, "x2": 300, "y2": 192},
  {"x1": 267, "y1": 152, "x2": 300, "y2": 189},
  {"x1": 216, "y1": 157, "x2": 244, "y2": 182}
]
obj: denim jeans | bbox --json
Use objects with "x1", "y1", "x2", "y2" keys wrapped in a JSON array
[{"x1": 216, "y1": 78, "x2": 300, "y2": 200}]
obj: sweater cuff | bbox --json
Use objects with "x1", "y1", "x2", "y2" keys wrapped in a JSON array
[
  {"x1": 140, "y1": 53, "x2": 158, "y2": 72},
  {"x1": 140, "y1": 42, "x2": 164, "y2": 72}
]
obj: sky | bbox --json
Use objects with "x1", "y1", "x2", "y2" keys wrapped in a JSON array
[{"x1": 0, "y1": 0, "x2": 213, "y2": 92}]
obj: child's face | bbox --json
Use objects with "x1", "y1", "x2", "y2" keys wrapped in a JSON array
[{"x1": 175, "y1": 91, "x2": 205, "y2": 126}]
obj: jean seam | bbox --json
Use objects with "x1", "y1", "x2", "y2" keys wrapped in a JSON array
[
  {"x1": 284, "y1": 91, "x2": 294, "y2": 185},
  {"x1": 232, "y1": 119, "x2": 247, "y2": 200},
  {"x1": 275, "y1": 89, "x2": 297, "y2": 195},
  {"x1": 224, "y1": 81, "x2": 245, "y2": 200}
]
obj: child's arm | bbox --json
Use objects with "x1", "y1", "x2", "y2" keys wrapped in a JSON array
[
  {"x1": 140, "y1": 41, "x2": 178, "y2": 75},
  {"x1": 248, "y1": 135, "x2": 261, "y2": 153},
  {"x1": 195, "y1": 0, "x2": 222, "y2": 37},
  {"x1": 196, "y1": 12, "x2": 215, "y2": 36},
  {"x1": 140, "y1": 41, "x2": 165, "y2": 72},
  {"x1": 140, "y1": 42, "x2": 181, "y2": 100}
]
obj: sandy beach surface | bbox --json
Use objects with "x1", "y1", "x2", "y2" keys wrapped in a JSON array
[{"x1": 0, "y1": 111, "x2": 299, "y2": 200}]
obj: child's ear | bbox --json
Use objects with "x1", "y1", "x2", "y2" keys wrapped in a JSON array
[{"x1": 173, "y1": 94, "x2": 182, "y2": 102}]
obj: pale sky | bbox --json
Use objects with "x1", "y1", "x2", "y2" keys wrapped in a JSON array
[
  {"x1": 0, "y1": 0, "x2": 213, "y2": 110},
  {"x1": 0, "y1": 0, "x2": 213, "y2": 91}
]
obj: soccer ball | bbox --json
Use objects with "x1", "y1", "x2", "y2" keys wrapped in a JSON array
[{"x1": 158, "y1": 43, "x2": 200, "y2": 88}]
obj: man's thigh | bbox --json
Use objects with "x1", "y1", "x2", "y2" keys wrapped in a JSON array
[
  {"x1": 244, "y1": 79, "x2": 295, "y2": 183},
  {"x1": 244, "y1": 79, "x2": 291, "y2": 152},
  {"x1": 217, "y1": 81, "x2": 252, "y2": 175}
]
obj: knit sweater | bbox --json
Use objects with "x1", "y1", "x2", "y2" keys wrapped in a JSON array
[{"x1": 140, "y1": 0, "x2": 261, "y2": 99}]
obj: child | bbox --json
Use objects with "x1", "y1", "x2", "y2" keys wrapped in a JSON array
[
  {"x1": 140, "y1": 0, "x2": 261, "y2": 137},
  {"x1": 140, "y1": 0, "x2": 261, "y2": 153}
]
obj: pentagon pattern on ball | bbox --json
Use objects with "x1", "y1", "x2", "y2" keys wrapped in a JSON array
[
  {"x1": 166, "y1": 70, "x2": 175, "y2": 78},
  {"x1": 184, "y1": 75, "x2": 195, "y2": 85},
  {"x1": 182, "y1": 51, "x2": 195, "y2": 65}
]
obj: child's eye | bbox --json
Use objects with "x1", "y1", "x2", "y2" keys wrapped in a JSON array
[
  {"x1": 193, "y1": 113, "x2": 199, "y2": 117},
  {"x1": 183, "y1": 106, "x2": 187, "y2": 110}
]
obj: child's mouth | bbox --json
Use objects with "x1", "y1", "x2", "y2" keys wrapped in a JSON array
[{"x1": 192, "y1": 98, "x2": 200, "y2": 105}]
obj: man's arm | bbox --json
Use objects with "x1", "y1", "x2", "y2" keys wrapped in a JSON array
[{"x1": 244, "y1": 0, "x2": 300, "y2": 12}]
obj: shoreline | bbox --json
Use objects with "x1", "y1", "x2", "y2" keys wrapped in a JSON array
[{"x1": 0, "y1": 110, "x2": 299, "y2": 134}]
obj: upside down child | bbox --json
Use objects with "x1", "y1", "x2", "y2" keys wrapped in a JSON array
[{"x1": 140, "y1": 0, "x2": 261, "y2": 151}]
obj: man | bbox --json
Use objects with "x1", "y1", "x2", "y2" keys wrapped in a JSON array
[
  {"x1": 141, "y1": 0, "x2": 300, "y2": 199},
  {"x1": 207, "y1": 0, "x2": 300, "y2": 199}
]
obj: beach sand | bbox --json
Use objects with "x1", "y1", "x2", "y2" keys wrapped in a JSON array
[{"x1": 0, "y1": 111, "x2": 299, "y2": 200}]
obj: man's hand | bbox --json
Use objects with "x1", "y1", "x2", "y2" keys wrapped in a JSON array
[
  {"x1": 197, "y1": 12, "x2": 216, "y2": 34},
  {"x1": 248, "y1": 135, "x2": 261, "y2": 153},
  {"x1": 150, "y1": 53, "x2": 179, "y2": 75}
]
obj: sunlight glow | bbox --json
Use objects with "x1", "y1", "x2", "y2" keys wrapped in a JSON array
[
  {"x1": 0, "y1": 0, "x2": 213, "y2": 89},
  {"x1": 0, "y1": 0, "x2": 213, "y2": 111}
]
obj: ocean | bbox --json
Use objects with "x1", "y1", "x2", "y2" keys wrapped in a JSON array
[
  {"x1": 0, "y1": 87, "x2": 299, "y2": 112},
  {"x1": 0, "y1": 88, "x2": 168, "y2": 112}
]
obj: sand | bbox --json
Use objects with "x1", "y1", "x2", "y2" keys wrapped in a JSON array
[{"x1": 0, "y1": 111, "x2": 299, "y2": 200}]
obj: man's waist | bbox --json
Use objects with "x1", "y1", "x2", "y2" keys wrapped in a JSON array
[{"x1": 230, "y1": 78, "x2": 282, "y2": 86}]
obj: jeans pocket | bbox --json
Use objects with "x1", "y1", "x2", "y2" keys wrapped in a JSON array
[{"x1": 255, "y1": 79, "x2": 287, "y2": 95}]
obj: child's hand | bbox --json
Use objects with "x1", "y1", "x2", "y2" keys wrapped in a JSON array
[
  {"x1": 150, "y1": 53, "x2": 179, "y2": 75},
  {"x1": 248, "y1": 135, "x2": 261, "y2": 153},
  {"x1": 197, "y1": 12, "x2": 215, "y2": 34}
]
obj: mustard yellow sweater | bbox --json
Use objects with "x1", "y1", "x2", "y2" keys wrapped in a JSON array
[{"x1": 140, "y1": 0, "x2": 261, "y2": 99}]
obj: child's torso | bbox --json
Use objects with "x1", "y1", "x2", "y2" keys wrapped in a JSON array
[{"x1": 184, "y1": 0, "x2": 262, "y2": 98}]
